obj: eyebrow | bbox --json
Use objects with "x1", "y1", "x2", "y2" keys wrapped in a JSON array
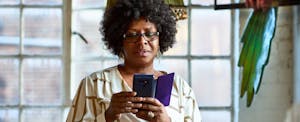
[
  {"x1": 127, "y1": 26, "x2": 156, "y2": 32},
  {"x1": 127, "y1": 29, "x2": 156, "y2": 33}
]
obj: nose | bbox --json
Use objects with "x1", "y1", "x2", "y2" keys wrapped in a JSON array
[{"x1": 136, "y1": 34, "x2": 148, "y2": 45}]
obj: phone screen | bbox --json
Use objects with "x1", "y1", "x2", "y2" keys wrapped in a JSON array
[{"x1": 133, "y1": 74, "x2": 156, "y2": 98}]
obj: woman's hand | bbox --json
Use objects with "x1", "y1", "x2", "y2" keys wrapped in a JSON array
[
  {"x1": 105, "y1": 91, "x2": 143, "y2": 122},
  {"x1": 246, "y1": 0, "x2": 273, "y2": 11},
  {"x1": 135, "y1": 97, "x2": 171, "y2": 122}
]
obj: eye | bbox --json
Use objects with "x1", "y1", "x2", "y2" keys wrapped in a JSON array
[
  {"x1": 126, "y1": 32, "x2": 138, "y2": 38},
  {"x1": 144, "y1": 32, "x2": 155, "y2": 38}
]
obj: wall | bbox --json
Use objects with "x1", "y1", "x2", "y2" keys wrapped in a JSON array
[{"x1": 238, "y1": 7, "x2": 294, "y2": 122}]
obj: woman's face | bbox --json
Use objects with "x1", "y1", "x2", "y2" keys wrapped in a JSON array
[{"x1": 122, "y1": 18, "x2": 160, "y2": 66}]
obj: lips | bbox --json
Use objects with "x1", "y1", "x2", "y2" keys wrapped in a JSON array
[{"x1": 135, "y1": 49, "x2": 151, "y2": 57}]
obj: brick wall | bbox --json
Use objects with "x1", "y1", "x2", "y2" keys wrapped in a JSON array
[{"x1": 239, "y1": 7, "x2": 294, "y2": 122}]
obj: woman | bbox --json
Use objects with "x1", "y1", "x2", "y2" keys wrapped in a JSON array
[{"x1": 66, "y1": 0, "x2": 201, "y2": 121}]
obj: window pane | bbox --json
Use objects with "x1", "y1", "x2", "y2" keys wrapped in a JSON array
[
  {"x1": 23, "y1": 58, "x2": 62, "y2": 105},
  {"x1": 71, "y1": 60, "x2": 120, "y2": 98},
  {"x1": 0, "y1": 109, "x2": 19, "y2": 122},
  {"x1": 164, "y1": 19, "x2": 188, "y2": 56},
  {"x1": 154, "y1": 59, "x2": 188, "y2": 80},
  {"x1": 191, "y1": 59, "x2": 231, "y2": 106},
  {"x1": 63, "y1": 108, "x2": 70, "y2": 122},
  {"x1": 0, "y1": 9, "x2": 20, "y2": 55},
  {"x1": 73, "y1": 0, "x2": 106, "y2": 9},
  {"x1": 23, "y1": 9, "x2": 62, "y2": 55},
  {"x1": 23, "y1": 0, "x2": 62, "y2": 5},
  {"x1": 191, "y1": 0, "x2": 231, "y2": 5},
  {"x1": 72, "y1": 10, "x2": 113, "y2": 57},
  {"x1": 201, "y1": 110, "x2": 231, "y2": 122},
  {"x1": 191, "y1": 9, "x2": 230, "y2": 56},
  {"x1": 0, "y1": 0, "x2": 20, "y2": 5},
  {"x1": 22, "y1": 108, "x2": 62, "y2": 122},
  {"x1": 0, "y1": 59, "x2": 19, "y2": 105}
]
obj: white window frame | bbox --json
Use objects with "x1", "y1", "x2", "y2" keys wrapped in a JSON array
[{"x1": 293, "y1": 6, "x2": 300, "y2": 103}]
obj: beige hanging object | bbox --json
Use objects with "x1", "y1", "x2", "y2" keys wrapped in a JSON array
[
  {"x1": 106, "y1": 0, "x2": 188, "y2": 21},
  {"x1": 170, "y1": 5, "x2": 188, "y2": 21}
]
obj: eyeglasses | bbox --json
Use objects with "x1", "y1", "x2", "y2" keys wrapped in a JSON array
[{"x1": 123, "y1": 32, "x2": 159, "y2": 43}]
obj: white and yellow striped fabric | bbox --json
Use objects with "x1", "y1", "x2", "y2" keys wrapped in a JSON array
[{"x1": 66, "y1": 65, "x2": 202, "y2": 122}]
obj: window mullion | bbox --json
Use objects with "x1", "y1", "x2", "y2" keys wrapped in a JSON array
[
  {"x1": 19, "y1": 0, "x2": 24, "y2": 121},
  {"x1": 187, "y1": 0, "x2": 192, "y2": 86},
  {"x1": 231, "y1": 8, "x2": 240, "y2": 122},
  {"x1": 62, "y1": 0, "x2": 72, "y2": 107}
]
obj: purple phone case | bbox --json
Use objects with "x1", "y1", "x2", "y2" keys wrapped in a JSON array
[{"x1": 155, "y1": 73, "x2": 174, "y2": 106}]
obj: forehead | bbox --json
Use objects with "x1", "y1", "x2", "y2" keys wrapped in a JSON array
[{"x1": 127, "y1": 18, "x2": 157, "y2": 31}]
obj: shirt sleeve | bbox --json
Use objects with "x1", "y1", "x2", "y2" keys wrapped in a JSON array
[{"x1": 66, "y1": 76, "x2": 107, "y2": 122}]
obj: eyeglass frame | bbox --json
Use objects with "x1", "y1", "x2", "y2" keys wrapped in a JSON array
[{"x1": 122, "y1": 32, "x2": 160, "y2": 43}]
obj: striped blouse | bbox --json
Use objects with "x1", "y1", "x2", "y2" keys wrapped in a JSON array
[{"x1": 66, "y1": 65, "x2": 202, "y2": 122}]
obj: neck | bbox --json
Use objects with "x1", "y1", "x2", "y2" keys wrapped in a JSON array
[{"x1": 121, "y1": 61, "x2": 155, "y2": 75}]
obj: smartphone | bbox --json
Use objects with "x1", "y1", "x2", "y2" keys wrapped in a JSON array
[{"x1": 133, "y1": 74, "x2": 156, "y2": 98}]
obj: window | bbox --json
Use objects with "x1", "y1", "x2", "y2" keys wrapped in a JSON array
[
  {"x1": 0, "y1": 0, "x2": 239, "y2": 121},
  {"x1": 0, "y1": 0, "x2": 65, "y2": 121},
  {"x1": 71, "y1": 0, "x2": 238, "y2": 122}
]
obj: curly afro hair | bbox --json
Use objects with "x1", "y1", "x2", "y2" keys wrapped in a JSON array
[{"x1": 100, "y1": 0, "x2": 177, "y2": 57}]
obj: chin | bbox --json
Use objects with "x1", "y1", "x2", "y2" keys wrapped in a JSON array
[{"x1": 132, "y1": 57, "x2": 154, "y2": 66}]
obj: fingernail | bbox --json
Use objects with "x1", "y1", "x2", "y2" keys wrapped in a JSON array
[
  {"x1": 138, "y1": 103, "x2": 142, "y2": 107},
  {"x1": 132, "y1": 109, "x2": 138, "y2": 113}
]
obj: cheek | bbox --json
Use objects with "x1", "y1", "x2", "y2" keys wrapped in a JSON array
[
  {"x1": 155, "y1": 40, "x2": 160, "y2": 51},
  {"x1": 122, "y1": 45, "x2": 131, "y2": 56},
  {"x1": 152, "y1": 42, "x2": 160, "y2": 53},
  {"x1": 124, "y1": 47, "x2": 131, "y2": 54}
]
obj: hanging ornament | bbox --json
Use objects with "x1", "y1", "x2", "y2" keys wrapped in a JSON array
[
  {"x1": 105, "y1": 0, "x2": 188, "y2": 21},
  {"x1": 164, "y1": 0, "x2": 187, "y2": 21},
  {"x1": 169, "y1": 5, "x2": 188, "y2": 21}
]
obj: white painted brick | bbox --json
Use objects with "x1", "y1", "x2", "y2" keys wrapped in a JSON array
[
  {"x1": 275, "y1": 26, "x2": 293, "y2": 41},
  {"x1": 277, "y1": 7, "x2": 293, "y2": 26}
]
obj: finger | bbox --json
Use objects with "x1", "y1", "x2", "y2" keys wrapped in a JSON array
[
  {"x1": 262, "y1": 0, "x2": 272, "y2": 11},
  {"x1": 113, "y1": 91, "x2": 136, "y2": 97},
  {"x1": 110, "y1": 108, "x2": 133, "y2": 115},
  {"x1": 111, "y1": 92, "x2": 138, "y2": 103},
  {"x1": 248, "y1": 0, "x2": 256, "y2": 9},
  {"x1": 135, "y1": 110, "x2": 150, "y2": 120},
  {"x1": 136, "y1": 110, "x2": 148, "y2": 116},
  {"x1": 119, "y1": 101, "x2": 133, "y2": 107},
  {"x1": 265, "y1": 0, "x2": 273, "y2": 6},
  {"x1": 132, "y1": 103, "x2": 143, "y2": 109},
  {"x1": 111, "y1": 97, "x2": 144, "y2": 106},
  {"x1": 262, "y1": 6, "x2": 268, "y2": 12},
  {"x1": 245, "y1": 0, "x2": 250, "y2": 8},
  {"x1": 111, "y1": 97, "x2": 143, "y2": 111},
  {"x1": 114, "y1": 105, "x2": 139, "y2": 113},
  {"x1": 141, "y1": 103, "x2": 160, "y2": 112},
  {"x1": 257, "y1": 0, "x2": 261, "y2": 10},
  {"x1": 142, "y1": 97, "x2": 163, "y2": 106},
  {"x1": 121, "y1": 96, "x2": 145, "y2": 103},
  {"x1": 119, "y1": 102, "x2": 143, "y2": 109},
  {"x1": 118, "y1": 107, "x2": 133, "y2": 113},
  {"x1": 110, "y1": 101, "x2": 142, "y2": 113},
  {"x1": 131, "y1": 109, "x2": 139, "y2": 113}
]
